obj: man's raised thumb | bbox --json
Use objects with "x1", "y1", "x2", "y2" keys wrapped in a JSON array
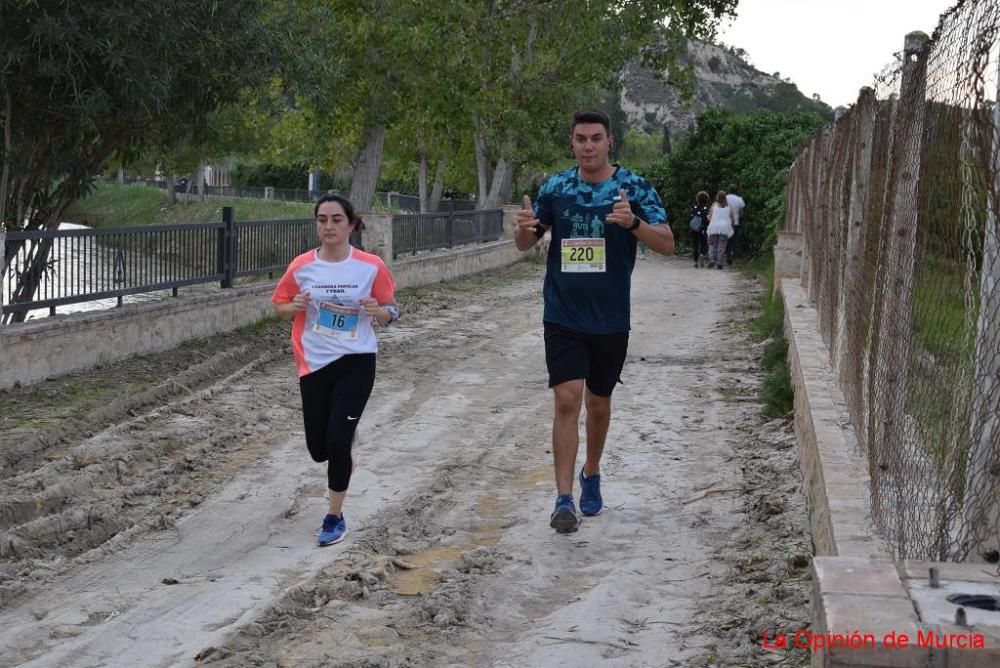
[
  {"x1": 619, "y1": 188, "x2": 629, "y2": 202},
  {"x1": 522, "y1": 194, "x2": 533, "y2": 211}
]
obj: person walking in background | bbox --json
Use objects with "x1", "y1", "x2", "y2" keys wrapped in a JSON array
[
  {"x1": 706, "y1": 190, "x2": 734, "y2": 270},
  {"x1": 271, "y1": 194, "x2": 399, "y2": 547},
  {"x1": 725, "y1": 184, "x2": 746, "y2": 266},
  {"x1": 513, "y1": 109, "x2": 674, "y2": 533},
  {"x1": 689, "y1": 191, "x2": 710, "y2": 267}
]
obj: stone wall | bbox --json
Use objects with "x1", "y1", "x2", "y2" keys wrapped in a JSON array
[{"x1": 0, "y1": 283, "x2": 276, "y2": 390}]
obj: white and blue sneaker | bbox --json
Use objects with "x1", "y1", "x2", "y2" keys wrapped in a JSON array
[
  {"x1": 550, "y1": 494, "x2": 581, "y2": 533},
  {"x1": 579, "y1": 468, "x2": 603, "y2": 516},
  {"x1": 317, "y1": 513, "x2": 347, "y2": 546}
]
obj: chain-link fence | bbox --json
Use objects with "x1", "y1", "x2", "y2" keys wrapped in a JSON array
[{"x1": 785, "y1": 0, "x2": 1000, "y2": 563}]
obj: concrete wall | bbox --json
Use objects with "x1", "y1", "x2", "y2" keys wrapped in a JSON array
[
  {"x1": 775, "y1": 230, "x2": 804, "y2": 280},
  {"x1": 0, "y1": 206, "x2": 536, "y2": 391}
]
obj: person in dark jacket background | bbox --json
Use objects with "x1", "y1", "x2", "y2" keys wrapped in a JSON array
[{"x1": 689, "y1": 191, "x2": 710, "y2": 267}]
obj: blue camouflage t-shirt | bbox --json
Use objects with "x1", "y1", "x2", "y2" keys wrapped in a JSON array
[{"x1": 535, "y1": 165, "x2": 667, "y2": 334}]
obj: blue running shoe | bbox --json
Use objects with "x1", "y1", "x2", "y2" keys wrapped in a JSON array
[
  {"x1": 579, "y1": 468, "x2": 603, "y2": 516},
  {"x1": 550, "y1": 494, "x2": 581, "y2": 533},
  {"x1": 317, "y1": 513, "x2": 347, "y2": 546}
]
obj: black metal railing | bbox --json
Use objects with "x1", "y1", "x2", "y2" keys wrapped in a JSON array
[
  {"x1": 2, "y1": 208, "x2": 320, "y2": 318},
  {"x1": 3, "y1": 206, "x2": 507, "y2": 319},
  {"x1": 392, "y1": 208, "x2": 505, "y2": 258},
  {"x1": 234, "y1": 217, "x2": 316, "y2": 278},
  {"x1": 3, "y1": 223, "x2": 225, "y2": 317}
]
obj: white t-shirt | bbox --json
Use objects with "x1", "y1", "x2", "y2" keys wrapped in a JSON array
[
  {"x1": 707, "y1": 204, "x2": 734, "y2": 238},
  {"x1": 726, "y1": 194, "x2": 746, "y2": 226},
  {"x1": 271, "y1": 247, "x2": 396, "y2": 377}
]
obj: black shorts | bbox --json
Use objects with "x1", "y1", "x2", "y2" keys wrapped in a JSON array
[{"x1": 543, "y1": 322, "x2": 629, "y2": 397}]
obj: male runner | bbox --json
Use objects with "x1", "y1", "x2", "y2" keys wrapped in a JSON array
[{"x1": 514, "y1": 109, "x2": 674, "y2": 533}]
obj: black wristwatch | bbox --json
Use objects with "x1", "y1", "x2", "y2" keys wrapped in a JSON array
[{"x1": 628, "y1": 217, "x2": 641, "y2": 231}]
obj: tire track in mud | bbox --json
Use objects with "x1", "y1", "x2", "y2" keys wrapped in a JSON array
[
  {"x1": 0, "y1": 324, "x2": 293, "y2": 477},
  {"x1": 0, "y1": 347, "x2": 302, "y2": 607}
]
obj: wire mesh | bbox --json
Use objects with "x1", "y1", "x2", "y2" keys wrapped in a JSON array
[{"x1": 786, "y1": 0, "x2": 1000, "y2": 562}]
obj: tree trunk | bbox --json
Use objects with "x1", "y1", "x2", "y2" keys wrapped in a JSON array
[
  {"x1": 184, "y1": 166, "x2": 195, "y2": 198},
  {"x1": 418, "y1": 151, "x2": 429, "y2": 213},
  {"x1": 165, "y1": 173, "x2": 177, "y2": 206},
  {"x1": 483, "y1": 157, "x2": 513, "y2": 209},
  {"x1": 3, "y1": 196, "x2": 73, "y2": 323},
  {"x1": 474, "y1": 118, "x2": 491, "y2": 208},
  {"x1": 197, "y1": 163, "x2": 206, "y2": 202},
  {"x1": 349, "y1": 123, "x2": 386, "y2": 211},
  {"x1": 429, "y1": 157, "x2": 447, "y2": 213}
]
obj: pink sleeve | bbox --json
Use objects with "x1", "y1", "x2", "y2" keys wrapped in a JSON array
[
  {"x1": 271, "y1": 267, "x2": 300, "y2": 304},
  {"x1": 372, "y1": 261, "x2": 396, "y2": 304}
]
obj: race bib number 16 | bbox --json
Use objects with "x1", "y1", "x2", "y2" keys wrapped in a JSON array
[
  {"x1": 313, "y1": 302, "x2": 361, "y2": 339},
  {"x1": 561, "y1": 238, "x2": 606, "y2": 272}
]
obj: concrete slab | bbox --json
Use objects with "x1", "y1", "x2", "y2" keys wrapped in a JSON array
[{"x1": 813, "y1": 557, "x2": 909, "y2": 598}]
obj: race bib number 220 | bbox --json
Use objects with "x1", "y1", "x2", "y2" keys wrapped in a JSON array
[{"x1": 561, "y1": 238, "x2": 606, "y2": 272}]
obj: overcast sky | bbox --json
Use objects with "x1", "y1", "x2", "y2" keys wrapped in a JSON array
[{"x1": 717, "y1": 0, "x2": 950, "y2": 108}]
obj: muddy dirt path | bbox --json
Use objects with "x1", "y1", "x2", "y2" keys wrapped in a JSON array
[{"x1": 0, "y1": 257, "x2": 812, "y2": 667}]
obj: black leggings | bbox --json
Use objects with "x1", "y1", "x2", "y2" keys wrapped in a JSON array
[
  {"x1": 689, "y1": 229, "x2": 708, "y2": 262},
  {"x1": 298, "y1": 353, "x2": 376, "y2": 492}
]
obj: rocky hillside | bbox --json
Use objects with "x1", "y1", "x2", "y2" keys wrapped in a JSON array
[{"x1": 620, "y1": 40, "x2": 833, "y2": 137}]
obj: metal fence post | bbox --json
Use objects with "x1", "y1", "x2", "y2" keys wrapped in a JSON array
[
  {"x1": 446, "y1": 209, "x2": 454, "y2": 248},
  {"x1": 220, "y1": 206, "x2": 236, "y2": 288}
]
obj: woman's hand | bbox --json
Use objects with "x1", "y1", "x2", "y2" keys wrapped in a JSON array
[
  {"x1": 359, "y1": 297, "x2": 382, "y2": 316},
  {"x1": 274, "y1": 292, "x2": 310, "y2": 319},
  {"x1": 291, "y1": 292, "x2": 310, "y2": 312}
]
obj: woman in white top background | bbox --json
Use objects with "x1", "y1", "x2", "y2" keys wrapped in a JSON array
[{"x1": 705, "y1": 190, "x2": 734, "y2": 270}]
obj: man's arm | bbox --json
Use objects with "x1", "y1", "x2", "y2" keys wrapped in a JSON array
[
  {"x1": 633, "y1": 220, "x2": 674, "y2": 256},
  {"x1": 606, "y1": 189, "x2": 674, "y2": 256}
]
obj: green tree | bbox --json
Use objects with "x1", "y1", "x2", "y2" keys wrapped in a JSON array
[
  {"x1": 1, "y1": 0, "x2": 271, "y2": 322},
  {"x1": 261, "y1": 0, "x2": 737, "y2": 211},
  {"x1": 465, "y1": 0, "x2": 738, "y2": 208},
  {"x1": 642, "y1": 108, "x2": 825, "y2": 256}
]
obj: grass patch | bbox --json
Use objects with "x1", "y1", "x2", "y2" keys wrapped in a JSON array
[
  {"x1": 65, "y1": 182, "x2": 315, "y2": 228},
  {"x1": 760, "y1": 336, "x2": 794, "y2": 417},
  {"x1": 744, "y1": 252, "x2": 794, "y2": 417},
  {"x1": 913, "y1": 255, "x2": 976, "y2": 365}
]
